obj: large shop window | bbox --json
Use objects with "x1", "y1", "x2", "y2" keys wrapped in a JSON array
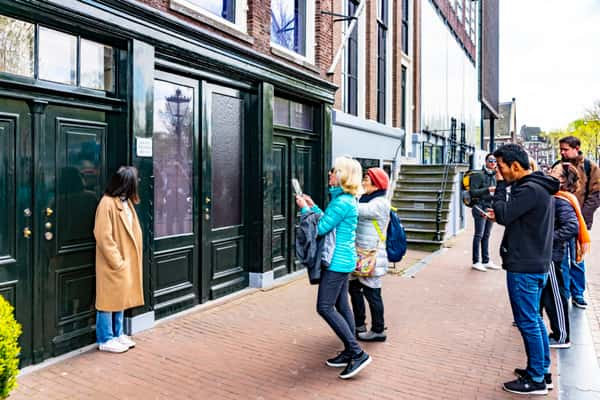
[
  {"x1": 271, "y1": 0, "x2": 307, "y2": 56},
  {"x1": 0, "y1": 15, "x2": 115, "y2": 91},
  {"x1": 274, "y1": 97, "x2": 314, "y2": 131},
  {"x1": 153, "y1": 80, "x2": 194, "y2": 238}
]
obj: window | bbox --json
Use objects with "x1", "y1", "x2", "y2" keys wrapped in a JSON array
[
  {"x1": 0, "y1": 15, "x2": 34, "y2": 77},
  {"x1": 153, "y1": 80, "x2": 194, "y2": 238},
  {"x1": 0, "y1": 14, "x2": 116, "y2": 91},
  {"x1": 345, "y1": 0, "x2": 359, "y2": 116},
  {"x1": 271, "y1": 0, "x2": 306, "y2": 55},
  {"x1": 273, "y1": 97, "x2": 314, "y2": 131},
  {"x1": 456, "y1": 0, "x2": 463, "y2": 23},
  {"x1": 356, "y1": 158, "x2": 380, "y2": 173},
  {"x1": 401, "y1": 65, "x2": 407, "y2": 129},
  {"x1": 189, "y1": 0, "x2": 235, "y2": 22},
  {"x1": 401, "y1": 0, "x2": 409, "y2": 55},
  {"x1": 377, "y1": 0, "x2": 388, "y2": 124}
]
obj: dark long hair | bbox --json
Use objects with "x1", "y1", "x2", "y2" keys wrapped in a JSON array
[
  {"x1": 104, "y1": 166, "x2": 140, "y2": 204},
  {"x1": 558, "y1": 163, "x2": 580, "y2": 194}
]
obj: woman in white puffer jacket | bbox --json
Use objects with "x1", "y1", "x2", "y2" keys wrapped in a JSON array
[{"x1": 349, "y1": 167, "x2": 391, "y2": 342}]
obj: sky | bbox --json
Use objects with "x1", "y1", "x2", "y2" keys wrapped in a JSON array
[{"x1": 499, "y1": 0, "x2": 600, "y2": 132}]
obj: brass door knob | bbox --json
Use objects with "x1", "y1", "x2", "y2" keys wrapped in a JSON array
[
  {"x1": 46, "y1": 208, "x2": 54, "y2": 217},
  {"x1": 23, "y1": 227, "x2": 32, "y2": 238}
]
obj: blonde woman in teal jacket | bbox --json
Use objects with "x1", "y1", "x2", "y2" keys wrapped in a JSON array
[{"x1": 296, "y1": 156, "x2": 372, "y2": 380}]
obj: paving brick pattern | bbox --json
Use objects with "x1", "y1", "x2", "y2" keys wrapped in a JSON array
[
  {"x1": 586, "y1": 222, "x2": 600, "y2": 367},
  {"x1": 12, "y1": 223, "x2": 561, "y2": 399}
]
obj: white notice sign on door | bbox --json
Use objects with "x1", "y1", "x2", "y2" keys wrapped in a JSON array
[{"x1": 136, "y1": 137, "x2": 153, "y2": 157}]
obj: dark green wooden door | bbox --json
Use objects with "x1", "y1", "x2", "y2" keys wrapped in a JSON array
[
  {"x1": 151, "y1": 71, "x2": 200, "y2": 318},
  {"x1": 0, "y1": 98, "x2": 33, "y2": 365},
  {"x1": 0, "y1": 96, "x2": 109, "y2": 364},
  {"x1": 40, "y1": 105, "x2": 108, "y2": 358},
  {"x1": 201, "y1": 83, "x2": 249, "y2": 300},
  {"x1": 271, "y1": 133, "x2": 321, "y2": 278}
]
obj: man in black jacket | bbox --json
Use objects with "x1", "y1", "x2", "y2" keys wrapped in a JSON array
[
  {"x1": 469, "y1": 153, "x2": 500, "y2": 271},
  {"x1": 486, "y1": 144, "x2": 559, "y2": 395}
]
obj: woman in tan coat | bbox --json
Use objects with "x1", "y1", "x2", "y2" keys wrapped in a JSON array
[{"x1": 94, "y1": 166, "x2": 144, "y2": 353}]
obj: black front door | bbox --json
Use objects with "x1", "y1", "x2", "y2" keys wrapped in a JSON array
[
  {"x1": 201, "y1": 83, "x2": 249, "y2": 300},
  {"x1": 0, "y1": 96, "x2": 111, "y2": 365}
]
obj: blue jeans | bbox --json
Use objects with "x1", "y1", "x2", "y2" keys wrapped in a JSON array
[
  {"x1": 317, "y1": 269, "x2": 362, "y2": 357},
  {"x1": 562, "y1": 238, "x2": 586, "y2": 300},
  {"x1": 472, "y1": 208, "x2": 493, "y2": 264},
  {"x1": 96, "y1": 311, "x2": 124, "y2": 344},
  {"x1": 506, "y1": 272, "x2": 550, "y2": 383}
]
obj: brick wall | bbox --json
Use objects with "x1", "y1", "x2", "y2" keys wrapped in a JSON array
[
  {"x1": 135, "y1": 0, "x2": 334, "y2": 81},
  {"x1": 430, "y1": 0, "x2": 476, "y2": 61}
]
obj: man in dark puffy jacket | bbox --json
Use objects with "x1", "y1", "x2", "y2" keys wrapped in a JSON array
[
  {"x1": 469, "y1": 153, "x2": 499, "y2": 272},
  {"x1": 487, "y1": 144, "x2": 559, "y2": 396}
]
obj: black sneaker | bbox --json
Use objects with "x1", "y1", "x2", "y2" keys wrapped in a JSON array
[
  {"x1": 572, "y1": 297, "x2": 588, "y2": 309},
  {"x1": 503, "y1": 375, "x2": 547, "y2": 395},
  {"x1": 339, "y1": 351, "x2": 372, "y2": 379},
  {"x1": 326, "y1": 351, "x2": 351, "y2": 368},
  {"x1": 514, "y1": 368, "x2": 553, "y2": 390}
]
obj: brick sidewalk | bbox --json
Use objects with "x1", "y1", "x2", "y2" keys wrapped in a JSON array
[
  {"x1": 12, "y1": 222, "x2": 559, "y2": 400},
  {"x1": 585, "y1": 222, "x2": 600, "y2": 367}
]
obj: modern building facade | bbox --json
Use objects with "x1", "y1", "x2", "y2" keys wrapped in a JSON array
[
  {"x1": 0, "y1": 0, "x2": 338, "y2": 366},
  {"x1": 330, "y1": 0, "x2": 413, "y2": 177}
]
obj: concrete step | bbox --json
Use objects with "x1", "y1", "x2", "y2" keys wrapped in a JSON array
[
  {"x1": 395, "y1": 180, "x2": 451, "y2": 190},
  {"x1": 392, "y1": 199, "x2": 451, "y2": 210},
  {"x1": 393, "y1": 189, "x2": 454, "y2": 201},
  {"x1": 404, "y1": 228, "x2": 443, "y2": 242},
  {"x1": 400, "y1": 218, "x2": 448, "y2": 230},
  {"x1": 406, "y1": 238, "x2": 445, "y2": 252}
]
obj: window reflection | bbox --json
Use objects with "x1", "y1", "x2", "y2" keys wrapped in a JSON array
[
  {"x1": 38, "y1": 27, "x2": 77, "y2": 85},
  {"x1": 186, "y1": 0, "x2": 236, "y2": 22},
  {"x1": 153, "y1": 80, "x2": 194, "y2": 238},
  {"x1": 80, "y1": 39, "x2": 114, "y2": 91},
  {"x1": 0, "y1": 16, "x2": 34, "y2": 77},
  {"x1": 271, "y1": 0, "x2": 306, "y2": 55}
]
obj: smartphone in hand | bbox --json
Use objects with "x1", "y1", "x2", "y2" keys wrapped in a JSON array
[
  {"x1": 291, "y1": 179, "x2": 303, "y2": 196},
  {"x1": 473, "y1": 205, "x2": 491, "y2": 218}
]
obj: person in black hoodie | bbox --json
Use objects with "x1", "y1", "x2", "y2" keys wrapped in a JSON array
[
  {"x1": 469, "y1": 153, "x2": 500, "y2": 271},
  {"x1": 485, "y1": 144, "x2": 559, "y2": 396}
]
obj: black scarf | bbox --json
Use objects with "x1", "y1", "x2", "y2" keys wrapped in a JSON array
[{"x1": 359, "y1": 189, "x2": 387, "y2": 203}]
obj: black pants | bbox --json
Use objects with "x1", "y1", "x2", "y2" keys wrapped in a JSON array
[
  {"x1": 472, "y1": 207, "x2": 493, "y2": 264},
  {"x1": 348, "y1": 279, "x2": 385, "y2": 333},
  {"x1": 317, "y1": 269, "x2": 362, "y2": 356},
  {"x1": 540, "y1": 261, "x2": 570, "y2": 343}
]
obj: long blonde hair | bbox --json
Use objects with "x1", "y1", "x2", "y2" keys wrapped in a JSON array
[{"x1": 334, "y1": 156, "x2": 362, "y2": 196}]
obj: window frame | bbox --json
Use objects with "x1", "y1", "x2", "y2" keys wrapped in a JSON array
[
  {"x1": 0, "y1": 14, "x2": 117, "y2": 94},
  {"x1": 400, "y1": 65, "x2": 407, "y2": 130},
  {"x1": 401, "y1": 0, "x2": 409, "y2": 55},
  {"x1": 344, "y1": 0, "x2": 359, "y2": 116},
  {"x1": 270, "y1": 0, "x2": 315, "y2": 63},
  {"x1": 170, "y1": 0, "x2": 248, "y2": 34},
  {"x1": 376, "y1": 0, "x2": 388, "y2": 124}
]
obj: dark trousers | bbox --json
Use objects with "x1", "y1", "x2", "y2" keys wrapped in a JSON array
[
  {"x1": 472, "y1": 207, "x2": 493, "y2": 264},
  {"x1": 540, "y1": 261, "x2": 570, "y2": 343},
  {"x1": 317, "y1": 269, "x2": 362, "y2": 357},
  {"x1": 348, "y1": 279, "x2": 385, "y2": 333}
]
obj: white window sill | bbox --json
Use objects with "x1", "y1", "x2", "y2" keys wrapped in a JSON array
[
  {"x1": 170, "y1": 0, "x2": 254, "y2": 45},
  {"x1": 270, "y1": 43, "x2": 318, "y2": 73}
]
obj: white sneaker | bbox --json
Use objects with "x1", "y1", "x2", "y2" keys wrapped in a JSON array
[
  {"x1": 472, "y1": 262, "x2": 487, "y2": 272},
  {"x1": 116, "y1": 335, "x2": 136, "y2": 348},
  {"x1": 484, "y1": 261, "x2": 501, "y2": 270},
  {"x1": 98, "y1": 338, "x2": 129, "y2": 353}
]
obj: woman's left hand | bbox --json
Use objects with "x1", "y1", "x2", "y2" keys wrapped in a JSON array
[{"x1": 296, "y1": 195, "x2": 307, "y2": 209}]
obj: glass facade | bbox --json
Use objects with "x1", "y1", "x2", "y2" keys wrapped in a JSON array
[{"x1": 420, "y1": 0, "x2": 480, "y2": 149}]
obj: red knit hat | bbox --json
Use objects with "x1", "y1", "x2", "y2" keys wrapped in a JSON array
[{"x1": 367, "y1": 167, "x2": 389, "y2": 190}]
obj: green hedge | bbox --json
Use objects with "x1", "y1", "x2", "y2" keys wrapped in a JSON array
[{"x1": 0, "y1": 295, "x2": 21, "y2": 399}]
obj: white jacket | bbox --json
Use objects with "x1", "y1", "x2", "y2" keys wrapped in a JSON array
[{"x1": 354, "y1": 195, "x2": 390, "y2": 288}]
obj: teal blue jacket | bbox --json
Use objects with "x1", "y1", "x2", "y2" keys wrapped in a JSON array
[{"x1": 301, "y1": 187, "x2": 358, "y2": 273}]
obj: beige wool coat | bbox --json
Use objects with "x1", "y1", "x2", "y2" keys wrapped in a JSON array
[{"x1": 94, "y1": 195, "x2": 144, "y2": 311}]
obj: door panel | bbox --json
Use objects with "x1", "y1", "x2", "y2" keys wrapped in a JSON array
[
  {"x1": 43, "y1": 105, "x2": 107, "y2": 356},
  {"x1": 152, "y1": 72, "x2": 199, "y2": 319},
  {"x1": 202, "y1": 83, "x2": 248, "y2": 300},
  {"x1": 271, "y1": 133, "x2": 320, "y2": 277},
  {"x1": 0, "y1": 99, "x2": 33, "y2": 365}
]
